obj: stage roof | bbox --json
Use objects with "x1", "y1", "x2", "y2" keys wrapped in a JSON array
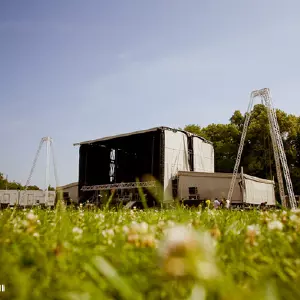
[{"x1": 73, "y1": 126, "x2": 213, "y2": 146}]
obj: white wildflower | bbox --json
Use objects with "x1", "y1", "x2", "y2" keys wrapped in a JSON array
[
  {"x1": 190, "y1": 284, "x2": 206, "y2": 300},
  {"x1": 107, "y1": 229, "x2": 114, "y2": 236},
  {"x1": 129, "y1": 222, "x2": 140, "y2": 233},
  {"x1": 268, "y1": 220, "x2": 283, "y2": 231},
  {"x1": 271, "y1": 213, "x2": 278, "y2": 220},
  {"x1": 290, "y1": 214, "x2": 298, "y2": 223},
  {"x1": 197, "y1": 261, "x2": 219, "y2": 280},
  {"x1": 122, "y1": 225, "x2": 129, "y2": 234},
  {"x1": 160, "y1": 226, "x2": 197, "y2": 257},
  {"x1": 102, "y1": 228, "x2": 114, "y2": 237},
  {"x1": 139, "y1": 222, "x2": 148, "y2": 234},
  {"x1": 72, "y1": 227, "x2": 83, "y2": 235},
  {"x1": 247, "y1": 224, "x2": 260, "y2": 236},
  {"x1": 26, "y1": 211, "x2": 37, "y2": 221},
  {"x1": 159, "y1": 225, "x2": 218, "y2": 279},
  {"x1": 22, "y1": 220, "x2": 29, "y2": 227}
]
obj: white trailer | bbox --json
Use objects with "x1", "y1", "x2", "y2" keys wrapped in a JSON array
[
  {"x1": 242, "y1": 174, "x2": 276, "y2": 206},
  {"x1": 19, "y1": 190, "x2": 56, "y2": 206},
  {"x1": 177, "y1": 171, "x2": 276, "y2": 206},
  {"x1": 0, "y1": 190, "x2": 19, "y2": 206},
  {"x1": 0, "y1": 190, "x2": 56, "y2": 207}
]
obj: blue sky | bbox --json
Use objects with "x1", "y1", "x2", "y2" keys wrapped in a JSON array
[{"x1": 1, "y1": 0, "x2": 300, "y2": 188}]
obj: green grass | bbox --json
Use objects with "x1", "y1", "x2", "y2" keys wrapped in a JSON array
[{"x1": 1, "y1": 203, "x2": 300, "y2": 300}]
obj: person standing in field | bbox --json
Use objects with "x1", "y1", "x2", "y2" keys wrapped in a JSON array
[
  {"x1": 214, "y1": 198, "x2": 220, "y2": 209},
  {"x1": 220, "y1": 198, "x2": 226, "y2": 208},
  {"x1": 225, "y1": 199, "x2": 230, "y2": 209},
  {"x1": 205, "y1": 199, "x2": 211, "y2": 209}
]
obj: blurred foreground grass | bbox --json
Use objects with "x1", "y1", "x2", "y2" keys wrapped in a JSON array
[{"x1": 1, "y1": 203, "x2": 300, "y2": 300}]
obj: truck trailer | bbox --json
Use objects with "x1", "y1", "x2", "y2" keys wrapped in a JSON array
[
  {"x1": 175, "y1": 171, "x2": 276, "y2": 207},
  {"x1": 0, "y1": 190, "x2": 56, "y2": 207}
]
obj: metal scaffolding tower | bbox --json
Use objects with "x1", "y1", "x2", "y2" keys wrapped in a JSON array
[
  {"x1": 227, "y1": 88, "x2": 297, "y2": 209},
  {"x1": 20, "y1": 137, "x2": 59, "y2": 205}
]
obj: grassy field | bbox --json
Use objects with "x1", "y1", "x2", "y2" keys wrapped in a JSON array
[{"x1": 1, "y1": 203, "x2": 300, "y2": 300}]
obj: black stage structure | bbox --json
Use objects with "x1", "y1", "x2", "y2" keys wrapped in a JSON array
[{"x1": 73, "y1": 127, "x2": 211, "y2": 206}]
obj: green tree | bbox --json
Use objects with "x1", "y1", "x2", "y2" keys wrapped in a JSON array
[
  {"x1": 230, "y1": 110, "x2": 244, "y2": 130},
  {"x1": 201, "y1": 123, "x2": 240, "y2": 173},
  {"x1": 48, "y1": 185, "x2": 55, "y2": 191},
  {"x1": 27, "y1": 185, "x2": 40, "y2": 190},
  {"x1": 0, "y1": 173, "x2": 8, "y2": 190},
  {"x1": 182, "y1": 124, "x2": 204, "y2": 136},
  {"x1": 0, "y1": 173, "x2": 44, "y2": 191}
]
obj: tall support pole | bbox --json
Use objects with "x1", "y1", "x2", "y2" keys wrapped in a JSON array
[
  {"x1": 21, "y1": 136, "x2": 58, "y2": 207},
  {"x1": 262, "y1": 94, "x2": 286, "y2": 206},
  {"x1": 50, "y1": 139, "x2": 59, "y2": 188},
  {"x1": 263, "y1": 89, "x2": 297, "y2": 209},
  {"x1": 20, "y1": 138, "x2": 44, "y2": 205},
  {"x1": 43, "y1": 137, "x2": 52, "y2": 205},
  {"x1": 228, "y1": 88, "x2": 297, "y2": 209},
  {"x1": 24, "y1": 139, "x2": 44, "y2": 189},
  {"x1": 227, "y1": 93, "x2": 255, "y2": 204}
]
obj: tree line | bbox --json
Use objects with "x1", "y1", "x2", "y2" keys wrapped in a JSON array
[
  {"x1": 183, "y1": 104, "x2": 300, "y2": 195},
  {"x1": 0, "y1": 173, "x2": 55, "y2": 191}
]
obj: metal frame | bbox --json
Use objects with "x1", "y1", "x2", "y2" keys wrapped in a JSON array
[
  {"x1": 81, "y1": 181, "x2": 157, "y2": 191},
  {"x1": 20, "y1": 137, "x2": 59, "y2": 206},
  {"x1": 73, "y1": 126, "x2": 213, "y2": 146},
  {"x1": 227, "y1": 88, "x2": 297, "y2": 209}
]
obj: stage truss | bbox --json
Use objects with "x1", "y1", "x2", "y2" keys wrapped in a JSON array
[{"x1": 81, "y1": 181, "x2": 157, "y2": 191}]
